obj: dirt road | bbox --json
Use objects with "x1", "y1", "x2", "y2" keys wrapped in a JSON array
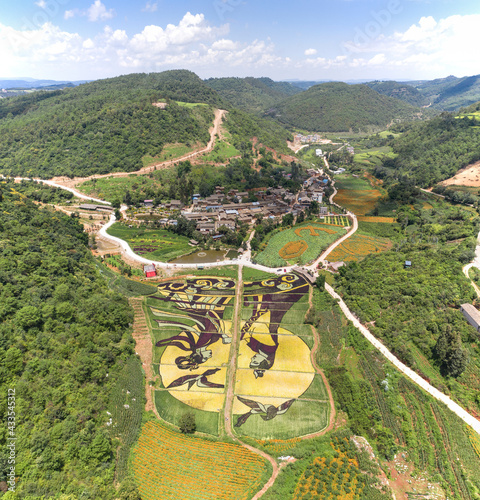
[{"x1": 48, "y1": 108, "x2": 227, "y2": 190}]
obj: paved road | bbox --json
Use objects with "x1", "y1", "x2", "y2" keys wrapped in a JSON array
[
  {"x1": 326, "y1": 282, "x2": 480, "y2": 435},
  {"x1": 21, "y1": 139, "x2": 480, "y2": 439}
]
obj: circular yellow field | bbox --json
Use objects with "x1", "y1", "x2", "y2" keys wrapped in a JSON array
[{"x1": 159, "y1": 309, "x2": 315, "y2": 413}]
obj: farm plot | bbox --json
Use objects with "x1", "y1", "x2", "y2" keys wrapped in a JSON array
[
  {"x1": 327, "y1": 233, "x2": 392, "y2": 262},
  {"x1": 334, "y1": 175, "x2": 384, "y2": 216},
  {"x1": 133, "y1": 421, "x2": 268, "y2": 500},
  {"x1": 233, "y1": 274, "x2": 329, "y2": 438},
  {"x1": 149, "y1": 273, "x2": 330, "y2": 440},
  {"x1": 107, "y1": 222, "x2": 192, "y2": 261},
  {"x1": 150, "y1": 277, "x2": 237, "y2": 424},
  {"x1": 255, "y1": 222, "x2": 346, "y2": 267}
]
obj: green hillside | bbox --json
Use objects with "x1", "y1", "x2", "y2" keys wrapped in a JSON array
[
  {"x1": 267, "y1": 82, "x2": 422, "y2": 132},
  {"x1": 0, "y1": 70, "x2": 225, "y2": 179},
  {"x1": 0, "y1": 179, "x2": 143, "y2": 497},
  {"x1": 402, "y1": 74, "x2": 480, "y2": 111},
  {"x1": 375, "y1": 106, "x2": 480, "y2": 187},
  {"x1": 205, "y1": 76, "x2": 301, "y2": 113},
  {"x1": 366, "y1": 81, "x2": 428, "y2": 107}
]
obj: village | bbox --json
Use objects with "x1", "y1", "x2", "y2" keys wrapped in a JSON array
[{"x1": 121, "y1": 167, "x2": 332, "y2": 236}]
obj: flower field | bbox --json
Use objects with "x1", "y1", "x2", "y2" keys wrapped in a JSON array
[
  {"x1": 291, "y1": 437, "x2": 367, "y2": 500},
  {"x1": 333, "y1": 176, "x2": 384, "y2": 216},
  {"x1": 357, "y1": 216, "x2": 396, "y2": 223},
  {"x1": 255, "y1": 222, "x2": 346, "y2": 267},
  {"x1": 133, "y1": 421, "x2": 268, "y2": 500},
  {"x1": 327, "y1": 233, "x2": 392, "y2": 262}
]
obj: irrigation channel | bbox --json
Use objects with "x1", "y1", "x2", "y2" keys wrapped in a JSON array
[{"x1": 10, "y1": 165, "x2": 480, "y2": 498}]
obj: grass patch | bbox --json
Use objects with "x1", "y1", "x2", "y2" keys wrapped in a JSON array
[
  {"x1": 78, "y1": 175, "x2": 161, "y2": 204},
  {"x1": 142, "y1": 142, "x2": 197, "y2": 166},
  {"x1": 202, "y1": 139, "x2": 240, "y2": 162}
]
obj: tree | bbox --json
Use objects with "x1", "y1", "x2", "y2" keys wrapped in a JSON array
[
  {"x1": 179, "y1": 412, "x2": 196, "y2": 434},
  {"x1": 316, "y1": 275, "x2": 325, "y2": 290}
]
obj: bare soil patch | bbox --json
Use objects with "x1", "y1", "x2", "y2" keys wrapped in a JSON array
[{"x1": 441, "y1": 160, "x2": 480, "y2": 187}]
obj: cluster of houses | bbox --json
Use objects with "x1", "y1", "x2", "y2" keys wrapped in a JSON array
[
  {"x1": 129, "y1": 170, "x2": 331, "y2": 236},
  {"x1": 294, "y1": 133, "x2": 323, "y2": 144}
]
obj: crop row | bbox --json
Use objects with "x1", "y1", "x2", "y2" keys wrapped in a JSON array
[
  {"x1": 133, "y1": 421, "x2": 266, "y2": 500},
  {"x1": 328, "y1": 234, "x2": 391, "y2": 262}
]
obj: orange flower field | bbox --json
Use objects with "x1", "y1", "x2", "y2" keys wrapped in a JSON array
[
  {"x1": 328, "y1": 233, "x2": 392, "y2": 262},
  {"x1": 334, "y1": 188, "x2": 383, "y2": 216},
  {"x1": 133, "y1": 421, "x2": 267, "y2": 500},
  {"x1": 357, "y1": 216, "x2": 396, "y2": 223}
]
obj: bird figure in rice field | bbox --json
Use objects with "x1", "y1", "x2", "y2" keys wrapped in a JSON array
[
  {"x1": 167, "y1": 368, "x2": 225, "y2": 390},
  {"x1": 234, "y1": 396, "x2": 295, "y2": 427}
]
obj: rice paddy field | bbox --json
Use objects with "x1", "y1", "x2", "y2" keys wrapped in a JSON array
[
  {"x1": 145, "y1": 273, "x2": 329, "y2": 440},
  {"x1": 255, "y1": 220, "x2": 347, "y2": 268}
]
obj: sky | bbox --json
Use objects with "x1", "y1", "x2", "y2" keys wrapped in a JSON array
[{"x1": 0, "y1": 0, "x2": 479, "y2": 82}]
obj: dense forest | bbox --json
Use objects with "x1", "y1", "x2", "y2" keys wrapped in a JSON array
[
  {"x1": 205, "y1": 77, "x2": 301, "y2": 114},
  {"x1": 266, "y1": 82, "x2": 422, "y2": 132},
  {"x1": 365, "y1": 81, "x2": 428, "y2": 107},
  {"x1": 408, "y1": 74, "x2": 480, "y2": 111},
  {"x1": 0, "y1": 71, "x2": 224, "y2": 179},
  {"x1": 376, "y1": 106, "x2": 480, "y2": 186},
  {"x1": 0, "y1": 180, "x2": 143, "y2": 498},
  {"x1": 223, "y1": 108, "x2": 293, "y2": 155}
]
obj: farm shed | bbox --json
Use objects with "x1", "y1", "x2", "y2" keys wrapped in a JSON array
[
  {"x1": 143, "y1": 264, "x2": 156, "y2": 278},
  {"x1": 460, "y1": 303, "x2": 480, "y2": 332}
]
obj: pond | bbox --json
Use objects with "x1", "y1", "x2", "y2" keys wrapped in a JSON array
[{"x1": 169, "y1": 249, "x2": 238, "y2": 264}]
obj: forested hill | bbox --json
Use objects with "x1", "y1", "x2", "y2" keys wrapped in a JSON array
[
  {"x1": 0, "y1": 70, "x2": 225, "y2": 179},
  {"x1": 376, "y1": 104, "x2": 480, "y2": 187},
  {"x1": 0, "y1": 180, "x2": 143, "y2": 497},
  {"x1": 365, "y1": 81, "x2": 428, "y2": 107},
  {"x1": 266, "y1": 82, "x2": 422, "y2": 132},
  {"x1": 205, "y1": 76, "x2": 301, "y2": 114},
  {"x1": 411, "y1": 74, "x2": 480, "y2": 111}
]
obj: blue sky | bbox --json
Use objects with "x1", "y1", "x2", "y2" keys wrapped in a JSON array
[{"x1": 1, "y1": 0, "x2": 479, "y2": 81}]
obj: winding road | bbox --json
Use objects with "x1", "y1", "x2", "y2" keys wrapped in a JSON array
[{"x1": 14, "y1": 108, "x2": 480, "y2": 497}]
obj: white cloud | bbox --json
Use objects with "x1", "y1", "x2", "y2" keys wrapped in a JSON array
[
  {"x1": 64, "y1": 10, "x2": 76, "y2": 20},
  {"x1": 142, "y1": 2, "x2": 158, "y2": 13},
  {"x1": 35, "y1": 0, "x2": 47, "y2": 8},
  {"x1": 87, "y1": 0, "x2": 115, "y2": 22},
  {"x1": 0, "y1": 13, "x2": 290, "y2": 79},
  {"x1": 368, "y1": 53, "x2": 386, "y2": 65},
  {"x1": 342, "y1": 14, "x2": 480, "y2": 78},
  {"x1": 304, "y1": 48, "x2": 317, "y2": 56}
]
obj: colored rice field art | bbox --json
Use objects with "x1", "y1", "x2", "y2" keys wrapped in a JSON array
[
  {"x1": 256, "y1": 222, "x2": 347, "y2": 267},
  {"x1": 133, "y1": 421, "x2": 267, "y2": 500},
  {"x1": 150, "y1": 273, "x2": 330, "y2": 439},
  {"x1": 279, "y1": 239, "x2": 308, "y2": 260},
  {"x1": 328, "y1": 233, "x2": 392, "y2": 262}
]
